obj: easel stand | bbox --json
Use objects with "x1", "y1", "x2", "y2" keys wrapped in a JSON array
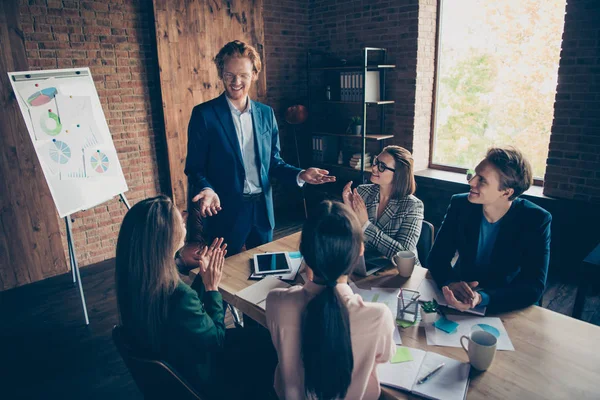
[{"x1": 66, "y1": 193, "x2": 131, "y2": 325}]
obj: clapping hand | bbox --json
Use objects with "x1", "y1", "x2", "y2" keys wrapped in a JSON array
[
  {"x1": 198, "y1": 238, "x2": 227, "y2": 291},
  {"x1": 350, "y1": 188, "x2": 369, "y2": 225},
  {"x1": 342, "y1": 181, "x2": 354, "y2": 207}
]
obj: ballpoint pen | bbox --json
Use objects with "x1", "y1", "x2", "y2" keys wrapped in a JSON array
[{"x1": 417, "y1": 362, "x2": 445, "y2": 384}]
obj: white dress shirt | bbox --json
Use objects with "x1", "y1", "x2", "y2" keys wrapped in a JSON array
[{"x1": 226, "y1": 96, "x2": 262, "y2": 195}]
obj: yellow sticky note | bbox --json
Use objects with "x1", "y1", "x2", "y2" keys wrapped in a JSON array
[{"x1": 390, "y1": 346, "x2": 413, "y2": 364}]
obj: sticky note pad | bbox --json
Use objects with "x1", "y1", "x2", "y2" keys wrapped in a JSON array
[
  {"x1": 391, "y1": 346, "x2": 413, "y2": 364},
  {"x1": 397, "y1": 319, "x2": 418, "y2": 328},
  {"x1": 289, "y1": 251, "x2": 302, "y2": 259},
  {"x1": 434, "y1": 317, "x2": 459, "y2": 334}
]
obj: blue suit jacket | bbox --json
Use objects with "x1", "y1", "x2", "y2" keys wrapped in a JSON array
[
  {"x1": 428, "y1": 194, "x2": 552, "y2": 313},
  {"x1": 185, "y1": 93, "x2": 301, "y2": 232}
]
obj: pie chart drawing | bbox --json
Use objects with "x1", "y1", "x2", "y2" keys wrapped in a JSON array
[
  {"x1": 27, "y1": 87, "x2": 58, "y2": 107},
  {"x1": 471, "y1": 323, "x2": 500, "y2": 338},
  {"x1": 49, "y1": 140, "x2": 71, "y2": 165},
  {"x1": 91, "y1": 151, "x2": 110, "y2": 173},
  {"x1": 40, "y1": 111, "x2": 62, "y2": 136}
]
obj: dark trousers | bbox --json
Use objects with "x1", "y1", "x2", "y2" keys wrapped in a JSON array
[
  {"x1": 211, "y1": 327, "x2": 277, "y2": 399},
  {"x1": 205, "y1": 193, "x2": 273, "y2": 256}
]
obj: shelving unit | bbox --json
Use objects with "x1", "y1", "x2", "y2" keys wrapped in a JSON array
[{"x1": 307, "y1": 47, "x2": 395, "y2": 186}]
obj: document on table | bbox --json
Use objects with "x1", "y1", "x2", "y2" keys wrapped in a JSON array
[
  {"x1": 236, "y1": 276, "x2": 291, "y2": 310},
  {"x1": 424, "y1": 315, "x2": 515, "y2": 351},
  {"x1": 378, "y1": 347, "x2": 470, "y2": 400},
  {"x1": 418, "y1": 278, "x2": 487, "y2": 316},
  {"x1": 349, "y1": 283, "x2": 402, "y2": 344}
]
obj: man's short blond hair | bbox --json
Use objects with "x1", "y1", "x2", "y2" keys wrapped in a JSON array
[{"x1": 214, "y1": 40, "x2": 262, "y2": 79}]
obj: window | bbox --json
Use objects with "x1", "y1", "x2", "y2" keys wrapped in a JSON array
[{"x1": 431, "y1": 0, "x2": 566, "y2": 180}]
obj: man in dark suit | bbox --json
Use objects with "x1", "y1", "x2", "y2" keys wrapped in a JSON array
[
  {"x1": 428, "y1": 147, "x2": 552, "y2": 313},
  {"x1": 183, "y1": 40, "x2": 334, "y2": 257}
]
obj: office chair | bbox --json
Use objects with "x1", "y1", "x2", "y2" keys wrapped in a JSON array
[
  {"x1": 112, "y1": 325, "x2": 203, "y2": 400},
  {"x1": 417, "y1": 220, "x2": 435, "y2": 268}
]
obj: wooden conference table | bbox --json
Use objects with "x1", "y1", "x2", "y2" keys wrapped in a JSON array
[{"x1": 190, "y1": 232, "x2": 600, "y2": 400}]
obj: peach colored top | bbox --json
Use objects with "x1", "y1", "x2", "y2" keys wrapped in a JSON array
[{"x1": 266, "y1": 281, "x2": 396, "y2": 400}]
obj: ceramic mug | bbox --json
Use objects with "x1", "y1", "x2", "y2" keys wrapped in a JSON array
[
  {"x1": 392, "y1": 250, "x2": 416, "y2": 277},
  {"x1": 460, "y1": 330, "x2": 497, "y2": 371}
]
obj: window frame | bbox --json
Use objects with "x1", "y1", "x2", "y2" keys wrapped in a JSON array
[{"x1": 428, "y1": 0, "x2": 544, "y2": 186}]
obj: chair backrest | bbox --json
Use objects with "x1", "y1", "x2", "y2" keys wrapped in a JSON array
[
  {"x1": 112, "y1": 325, "x2": 203, "y2": 400},
  {"x1": 417, "y1": 220, "x2": 435, "y2": 268}
]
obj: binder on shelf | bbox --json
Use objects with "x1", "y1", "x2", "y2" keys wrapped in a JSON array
[
  {"x1": 365, "y1": 71, "x2": 381, "y2": 102},
  {"x1": 358, "y1": 73, "x2": 364, "y2": 102},
  {"x1": 352, "y1": 72, "x2": 358, "y2": 102}
]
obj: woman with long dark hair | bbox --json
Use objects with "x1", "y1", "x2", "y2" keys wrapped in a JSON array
[
  {"x1": 266, "y1": 201, "x2": 396, "y2": 400},
  {"x1": 115, "y1": 195, "x2": 276, "y2": 399}
]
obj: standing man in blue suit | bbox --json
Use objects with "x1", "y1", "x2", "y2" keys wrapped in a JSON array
[
  {"x1": 428, "y1": 147, "x2": 552, "y2": 313},
  {"x1": 184, "y1": 40, "x2": 335, "y2": 256}
]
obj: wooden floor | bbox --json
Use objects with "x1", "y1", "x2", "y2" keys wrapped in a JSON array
[{"x1": 0, "y1": 212, "x2": 598, "y2": 399}]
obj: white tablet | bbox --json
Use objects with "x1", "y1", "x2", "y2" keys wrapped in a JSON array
[{"x1": 253, "y1": 252, "x2": 293, "y2": 276}]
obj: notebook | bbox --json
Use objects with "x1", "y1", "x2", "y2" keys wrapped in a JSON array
[
  {"x1": 418, "y1": 278, "x2": 487, "y2": 316},
  {"x1": 236, "y1": 276, "x2": 291, "y2": 310},
  {"x1": 378, "y1": 347, "x2": 470, "y2": 400}
]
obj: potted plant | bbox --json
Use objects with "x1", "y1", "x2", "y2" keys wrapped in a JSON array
[
  {"x1": 466, "y1": 168, "x2": 475, "y2": 181},
  {"x1": 420, "y1": 300, "x2": 440, "y2": 324},
  {"x1": 350, "y1": 116, "x2": 362, "y2": 135}
]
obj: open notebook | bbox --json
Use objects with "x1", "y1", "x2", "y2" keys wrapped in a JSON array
[
  {"x1": 418, "y1": 278, "x2": 487, "y2": 316},
  {"x1": 378, "y1": 347, "x2": 470, "y2": 400}
]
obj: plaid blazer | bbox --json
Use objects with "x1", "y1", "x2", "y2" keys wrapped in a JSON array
[{"x1": 357, "y1": 184, "x2": 424, "y2": 265}]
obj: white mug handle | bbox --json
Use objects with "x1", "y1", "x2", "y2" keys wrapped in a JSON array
[{"x1": 460, "y1": 335, "x2": 470, "y2": 354}]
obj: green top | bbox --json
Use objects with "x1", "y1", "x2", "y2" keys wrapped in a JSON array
[{"x1": 162, "y1": 278, "x2": 226, "y2": 392}]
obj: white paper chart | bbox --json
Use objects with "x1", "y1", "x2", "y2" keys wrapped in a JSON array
[
  {"x1": 424, "y1": 315, "x2": 515, "y2": 351},
  {"x1": 8, "y1": 68, "x2": 128, "y2": 217}
]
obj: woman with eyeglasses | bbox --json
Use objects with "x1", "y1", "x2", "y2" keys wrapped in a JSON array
[
  {"x1": 115, "y1": 195, "x2": 277, "y2": 399},
  {"x1": 343, "y1": 145, "x2": 424, "y2": 265}
]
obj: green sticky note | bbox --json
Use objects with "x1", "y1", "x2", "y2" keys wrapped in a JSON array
[
  {"x1": 397, "y1": 319, "x2": 418, "y2": 328},
  {"x1": 371, "y1": 293, "x2": 380, "y2": 302},
  {"x1": 391, "y1": 346, "x2": 413, "y2": 364}
]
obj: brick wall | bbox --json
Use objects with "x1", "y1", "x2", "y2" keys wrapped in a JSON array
[
  {"x1": 309, "y1": 0, "x2": 421, "y2": 155},
  {"x1": 543, "y1": 0, "x2": 600, "y2": 203},
  {"x1": 263, "y1": 0, "x2": 311, "y2": 214},
  {"x1": 19, "y1": 0, "x2": 169, "y2": 268},
  {"x1": 412, "y1": 0, "x2": 436, "y2": 171}
]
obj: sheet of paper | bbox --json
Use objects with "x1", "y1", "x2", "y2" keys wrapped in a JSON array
[
  {"x1": 391, "y1": 346, "x2": 414, "y2": 364},
  {"x1": 349, "y1": 283, "x2": 402, "y2": 344},
  {"x1": 378, "y1": 347, "x2": 427, "y2": 392},
  {"x1": 425, "y1": 315, "x2": 515, "y2": 351},
  {"x1": 236, "y1": 276, "x2": 291, "y2": 310},
  {"x1": 411, "y1": 351, "x2": 470, "y2": 400}
]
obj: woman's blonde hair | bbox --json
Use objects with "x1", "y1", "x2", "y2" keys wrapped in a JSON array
[{"x1": 115, "y1": 195, "x2": 182, "y2": 353}]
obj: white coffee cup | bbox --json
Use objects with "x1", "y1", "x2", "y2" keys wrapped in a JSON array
[
  {"x1": 392, "y1": 250, "x2": 416, "y2": 277},
  {"x1": 460, "y1": 330, "x2": 497, "y2": 371}
]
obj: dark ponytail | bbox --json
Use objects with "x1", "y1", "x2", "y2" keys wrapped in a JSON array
[{"x1": 300, "y1": 201, "x2": 363, "y2": 400}]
